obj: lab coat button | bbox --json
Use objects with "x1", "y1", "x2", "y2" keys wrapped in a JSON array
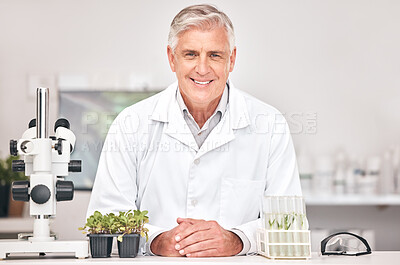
[
  {"x1": 191, "y1": 199, "x2": 198, "y2": 206},
  {"x1": 194, "y1": 159, "x2": 200, "y2": 165}
]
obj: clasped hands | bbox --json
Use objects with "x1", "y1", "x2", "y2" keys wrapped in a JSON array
[{"x1": 150, "y1": 217, "x2": 243, "y2": 257}]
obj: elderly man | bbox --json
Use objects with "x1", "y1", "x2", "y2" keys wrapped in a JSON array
[{"x1": 87, "y1": 4, "x2": 301, "y2": 257}]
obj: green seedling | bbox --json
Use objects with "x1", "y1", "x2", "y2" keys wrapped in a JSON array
[
  {"x1": 79, "y1": 209, "x2": 149, "y2": 242},
  {"x1": 115, "y1": 210, "x2": 149, "y2": 242},
  {"x1": 79, "y1": 211, "x2": 117, "y2": 234}
]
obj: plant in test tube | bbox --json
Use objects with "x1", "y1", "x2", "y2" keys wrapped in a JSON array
[
  {"x1": 263, "y1": 196, "x2": 279, "y2": 257},
  {"x1": 277, "y1": 197, "x2": 287, "y2": 257},
  {"x1": 301, "y1": 214, "x2": 310, "y2": 256},
  {"x1": 268, "y1": 218, "x2": 275, "y2": 228},
  {"x1": 266, "y1": 213, "x2": 279, "y2": 256}
]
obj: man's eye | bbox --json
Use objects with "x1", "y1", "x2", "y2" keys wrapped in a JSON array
[
  {"x1": 185, "y1": 53, "x2": 195, "y2": 57},
  {"x1": 211, "y1": 54, "x2": 221, "y2": 58}
]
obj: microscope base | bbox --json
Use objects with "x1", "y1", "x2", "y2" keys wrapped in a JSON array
[{"x1": 0, "y1": 239, "x2": 89, "y2": 259}]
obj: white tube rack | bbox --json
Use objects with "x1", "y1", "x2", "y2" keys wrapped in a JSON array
[{"x1": 256, "y1": 228, "x2": 311, "y2": 259}]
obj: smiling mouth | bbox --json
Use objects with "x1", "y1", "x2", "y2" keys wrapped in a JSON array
[{"x1": 190, "y1": 78, "x2": 213, "y2": 85}]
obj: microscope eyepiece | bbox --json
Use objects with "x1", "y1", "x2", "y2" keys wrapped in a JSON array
[
  {"x1": 54, "y1": 118, "x2": 70, "y2": 132},
  {"x1": 29, "y1": 118, "x2": 36, "y2": 128}
]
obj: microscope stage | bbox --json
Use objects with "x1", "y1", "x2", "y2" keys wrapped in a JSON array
[{"x1": 0, "y1": 239, "x2": 88, "y2": 259}]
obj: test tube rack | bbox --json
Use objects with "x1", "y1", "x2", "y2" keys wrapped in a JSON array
[
  {"x1": 256, "y1": 196, "x2": 312, "y2": 259},
  {"x1": 256, "y1": 228, "x2": 311, "y2": 259}
]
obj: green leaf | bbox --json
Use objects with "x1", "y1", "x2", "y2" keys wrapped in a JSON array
[
  {"x1": 0, "y1": 155, "x2": 28, "y2": 185},
  {"x1": 80, "y1": 209, "x2": 149, "y2": 238}
]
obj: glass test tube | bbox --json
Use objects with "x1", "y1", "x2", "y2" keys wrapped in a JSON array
[
  {"x1": 286, "y1": 197, "x2": 296, "y2": 257},
  {"x1": 277, "y1": 197, "x2": 287, "y2": 257},
  {"x1": 296, "y1": 196, "x2": 309, "y2": 256},
  {"x1": 267, "y1": 196, "x2": 279, "y2": 257},
  {"x1": 263, "y1": 196, "x2": 272, "y2": 230}
]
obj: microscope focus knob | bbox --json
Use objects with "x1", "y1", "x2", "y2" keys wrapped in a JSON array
[
  {"x1": 12, "y1": 160, "x2": 25, "y2": 172},
  {"x1": 56, "y1": 180, "x2": 74, "y2": 201},
  {"x1": 68, "y1": 160, "x2": 82, "y2": 172},
  {"x1": 10, "y1": 140, "x2": 18, "y2": 156},
  {"x1": 54, "y1": 139, "x2": 63, "y2": 155},
  {"x1": 31, "y1": 184, "x2": 51, "y2": 204},
  {"x1": 12, "y1": 181, "x2": 30, "y2": 202}
]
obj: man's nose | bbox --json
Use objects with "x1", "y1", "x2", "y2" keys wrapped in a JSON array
[{"x1": 195, "y1": 56, "x2": 210, "y2": 75}]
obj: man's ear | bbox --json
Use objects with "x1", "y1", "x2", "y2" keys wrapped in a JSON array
[
  {"x1": 229, "y1": 46, "x2": 237, "y2": 72},
  {"x1": 167, "y1": 45, "x2": 176, "y2": 72}
]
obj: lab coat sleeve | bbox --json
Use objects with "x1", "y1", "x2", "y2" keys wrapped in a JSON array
[
  {"x1": 86, "y1": 111, "x2": 166, "y2": 252},
  {"x1": 264, "y1": 112, "x2": 302, "y2": 196},
  {"x1": 145, "y1": 226, "x2": 167, "y2": 255},
  {"x1": 233, "y1": 113, "x2": 302, "y2": 254}
]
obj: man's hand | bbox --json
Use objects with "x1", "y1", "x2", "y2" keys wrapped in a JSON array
[
  {"x1": 150, "y1": 220, "x2": 192, "y2": 256},
  {"x1": 174, "y1": 218, "x2": 243, "y2": 257}
]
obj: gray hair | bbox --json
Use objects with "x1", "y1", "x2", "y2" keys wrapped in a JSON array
[{"x1": 168, "y1": 4, "x2": 235, "y2": 53}]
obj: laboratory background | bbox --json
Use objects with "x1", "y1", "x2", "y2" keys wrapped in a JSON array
[{"x1": 0, "y1": 0, "x2": 400, "y2": 253}]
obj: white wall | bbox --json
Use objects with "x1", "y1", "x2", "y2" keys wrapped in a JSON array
[
  {"x1": 1, "y1": 0, "x2": 399, "y2": 158},
  {"x1": 1, "y1": 0, "x2": 400, "y2": 251}
]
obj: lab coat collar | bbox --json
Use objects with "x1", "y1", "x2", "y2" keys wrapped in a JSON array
[
  {"x1": 151, "y1": 81, "x2": 250, "y2": 128},
  {"x1": 150, "y1": 80, "x2": 250, "y2": 153},
  {"x1": 227, "y1": 80, "x2": 251, "y2": 130}
]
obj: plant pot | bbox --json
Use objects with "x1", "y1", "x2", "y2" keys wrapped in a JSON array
[
  {"x1": 88, "y1": 234, "x2": 114, "y2": 258},
  {"x1": 0, "y1": 184, "x2": 10, "y2": 217},
  {"x1": 117, "y1": 233, "x2": 140, "y2": 258}
]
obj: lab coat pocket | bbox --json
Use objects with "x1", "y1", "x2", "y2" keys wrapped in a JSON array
[{"x1": 220, "y1": 177, "x2": 265, "y2": 228}]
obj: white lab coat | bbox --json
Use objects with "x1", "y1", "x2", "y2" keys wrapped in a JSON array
[{"x1": 87, "y1": 81, "x2": 301, "y2": 254}]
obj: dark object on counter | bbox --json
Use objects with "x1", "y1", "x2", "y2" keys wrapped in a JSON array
[
  {"x1": 88, "y1": 234, "x2": 114, "y2": 258},
  {"x1": 321, "y1": 231, "x2": 372, "y2": 256},
  {"x1": 117, "y1": 234, "x2": 140, "y2": 258},
  {"x1": 0, "y1": 184, "x2": 10, "y2": 217},
  {"x1": 0, "y1": 154, "x2": 28, "y2": 217}
]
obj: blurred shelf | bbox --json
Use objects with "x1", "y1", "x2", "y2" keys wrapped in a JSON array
[
  {"x1": 0, "y1": 217, "x2": 33, "y2": 233},
  {"x1": 305, "y1": 194, "x2": 400, "y2": 206}
]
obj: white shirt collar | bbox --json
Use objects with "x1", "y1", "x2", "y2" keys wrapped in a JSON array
[
  {"x1": 176, "y1": 84, "x2": 229, "y2": 119},
  {"x1": 150, "y1": 80, "x2": 250, "y2": 130}
]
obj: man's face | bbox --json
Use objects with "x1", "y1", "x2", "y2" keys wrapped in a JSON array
[{"x1": 167, "y1": 26, "x2": 236, "y2": 108}]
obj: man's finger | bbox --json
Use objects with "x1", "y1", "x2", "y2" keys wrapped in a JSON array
[
  {"x1": 175, "y1": 221, "x2": 212, "y2": 242},
  {"x1": 186, "y1": 248, "x2": 220, "y2": 258},
  {"x1": 175, "y1": 230, "x2": 214, "y2": 250},
  {"x1": 178, "y1": 239, "x2": 219, "y2": 256},
  {"x1": 177, "y1": 217, "x2": 202, "y2": 225},
  {"x1": 175, "y1": 220, "x2": 192, "y2": 234}
]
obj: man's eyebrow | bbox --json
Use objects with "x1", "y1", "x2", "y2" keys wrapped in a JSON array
[
  {"x1": 181, "y1": 49, "x2": 198, "y2": 54},
  {"x1": 208, "y1": 50, "x2": 225, "y2": 54},
  {"x1": 180, "y1": 49, "x2": 226, "y2": 54}
]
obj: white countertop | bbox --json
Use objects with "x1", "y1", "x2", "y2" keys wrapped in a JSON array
[
  {"x1": 305, "y1": 194, "x2": 400, "y2": 206},
  {"x1": 1, "y1": 252, "x2": 399, "y2": 265}
]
